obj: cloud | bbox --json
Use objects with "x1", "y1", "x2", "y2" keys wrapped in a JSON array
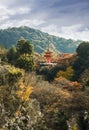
[
  {"x1": 41, "y1": 24, "x2": 59, "y2": 36},
  {"x1": 0, "y1": 0, "x2": 89, "y2": 41},
  {"x1": 0, "y1": 4, "x2": 31, "y2": 26},
  {"x1": 0, "y1": 0, "x2": 16, "y2": 6},
  {"x1": 0, "y1": 18, "x2": 46, "y2": 29},
  {"x1": 0, "y1": 5, "x2": 31, "y2": 16},
  {"x1": 40, "y1": 24, "x2": 89, "y2": 41},
  {"x1": 60, "y1": 25, "x2": 89, "y2": 41}
]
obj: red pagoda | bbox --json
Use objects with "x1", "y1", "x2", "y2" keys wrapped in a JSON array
[
  {"x1": 39, "y1": 42, "x2": 57, "y2": 66},
  {"x1": 44, "y1": 50, "x2": 52, "y2": 63}
]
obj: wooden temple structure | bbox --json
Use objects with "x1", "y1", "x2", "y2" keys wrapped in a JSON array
[{"x1": 39, "y1": 43, "x2": 57, "y2": 66}]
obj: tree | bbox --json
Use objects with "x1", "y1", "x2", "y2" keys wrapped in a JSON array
[
  {"x1": 73, "y1": 42, "x2": 89, "y2": 80},
  {"x1": 0, "y1": 73, "x2": 42, "y2": 130},
  {"x1": 16, "y1": 38, "x2": 34, "y2": 71},
  {"x1": 0, "y1": 65, "x2": 24, "y2": 85},
  {"x1": 16, "y1": 54, "x2": 34, "y2": 71},
  {"x1": 0, "y1": 44, "x2": 7, "y2": 63},
  {"x1": 56, "y1": 66, "x2": 74, "y2": 80},
  {"x1": 6, "y1": 38, "x2": 35, "y2": 72},
  {"x1": 76, "y1": 42, "x2": 89, "y2": 58},
  {"x1": 16, "y1": 37, "x2": 34, "y2": 55},
  {"x1": 7, "y1": 46, "x2": 17, "y2": 64}
]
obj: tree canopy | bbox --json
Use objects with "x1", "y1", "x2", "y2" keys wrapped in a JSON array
[
  {"x1": 73, "y1": 42, "x2": 89, "y2": 80},
  {"x1": 7, "y1": 38, "x2": 34, "y2": 72},
  {"x1": 76, "y1": 42, "x2": 89, "y2": 58},
  {"x1": 16, "y1": 37, "x2": 34, "y2": 55}
]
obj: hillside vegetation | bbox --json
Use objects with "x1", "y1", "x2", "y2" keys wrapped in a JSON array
[
  {"x1": 0, "y1": 26, "x2": 81, "y2": 53},
  {"x1": 0, "y1": 37, "x2": 89, "y2": 130}
]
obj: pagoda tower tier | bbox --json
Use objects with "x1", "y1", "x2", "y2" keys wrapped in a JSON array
[{"x1": 44, "y1": 51, "x2": 52, "y2": 63}]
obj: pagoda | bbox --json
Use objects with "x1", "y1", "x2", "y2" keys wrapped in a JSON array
[
  {"x1": 44, "y1": 49, "x2": 52, "y2": 63},
  {"x1": 44, "y1": 42, "x2": 52, "y2": 63},
  {"x1": 39, "y1": 42, "x2": 57, "y2": 66}
]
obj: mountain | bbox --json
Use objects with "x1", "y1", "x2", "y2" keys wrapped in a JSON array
[{"x1": 0, "y1": 26, "x2": 82, "y2": 53}]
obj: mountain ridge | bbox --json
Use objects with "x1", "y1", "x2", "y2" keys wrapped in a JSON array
[{"x1": 0, "y1": 26, "x2": 82, "y2": 53}]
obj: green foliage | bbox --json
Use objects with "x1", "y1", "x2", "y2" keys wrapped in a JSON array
[
  {"x1": 16, "y1": 54, "x2": 34, "y2": 71},
  {"x1": 0, "y1": 44, "x2": 7, "y2": 62},
  {"x1": 0, "y1": 26, "x2": 81, "y2": 53},
  {"x1": 76, "y1": 42, "x2": 89, "y2": 58},
  {"x1": 0, "y1": 65, "x2": 24, "y2": 85},
  {"x1": 73, "y1": 42, "x2": 89, "y2": 80},
  {"x1": 37, "y1": 66, "x2": 64, "y2": 81},
  {"x1": 16, "y1": 37, "x2": 34, "y2": 55},
  {"x1": 7, "y1": 45, "x2": 17, "y2": 64},
  {"x1": 6, "y1": 38, "x2": 34, "y2": 72},
  {"x1": 8, "y1": 66, "x2": 24, "y2": 85}
]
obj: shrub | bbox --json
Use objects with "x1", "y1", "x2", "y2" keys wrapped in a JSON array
[
  {"x1": 0, "y1": 65, "x2": 24, "y2": 85},
  {"x1": 56, "y1": 66, "x2": 74, "y2": 80},
  {"x1": 16, "y1": 54, "x2": 34, "y2": 71},
  {"x1": 80, "y1": 68, "x2": 89, "y2": 88},
  {"x1": 0, "y1": 78, "x2": 43, "y2": 130}
]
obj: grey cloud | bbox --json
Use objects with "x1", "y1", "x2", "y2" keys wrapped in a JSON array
[{"x1": 0, "y1": 0, "x2": 89, "y2": 40}]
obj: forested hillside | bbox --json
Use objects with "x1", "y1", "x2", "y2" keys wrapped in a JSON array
[
  {"x1": 0, "y1": 26, "x2": 81, "y2": 53},
  {"x1": 0, "y1": 39, "x2": 89, "y2": 130}
]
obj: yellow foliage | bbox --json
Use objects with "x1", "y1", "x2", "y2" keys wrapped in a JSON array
[
  {"x1": 16, "y1": 90, "x2": 23, "y2": 97},
  {"x1": 56, "y1": 66, "x2": 74, "y2": 80},
  {"x1": 17, "y1": 81, "x2": 33, "y2": 101},
  {"x1": 22, "y1": 87, "x2": 33, "y2": 101},
  {"x1": 18, "y1": 80, "x2": 25, "y2": 89},
  {"x1": 73, "y1": 125, "x2": 78, "y2": 130},
  {"x1": 8, "y1": 66, "x2": 24, "y2": 75}
]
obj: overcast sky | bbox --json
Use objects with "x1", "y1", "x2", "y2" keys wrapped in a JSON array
[{"x1": 0, "y1": 0, "x2": 89, "y2": 41}]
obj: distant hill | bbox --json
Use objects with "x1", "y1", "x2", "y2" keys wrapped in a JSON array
[{"x1": 0, "y1": 26, "x2": 82, "y2": 53}]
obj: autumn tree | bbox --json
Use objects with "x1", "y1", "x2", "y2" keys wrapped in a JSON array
[
  {"x1": 0, "y1": 65, "x2": 24, "y2": 85},
  {"x1": 0, "y1": 64, "x2": 44, "y2": 130},
  {"x1": 56, "y1": 66, "x2": 74, "y2": 80}
]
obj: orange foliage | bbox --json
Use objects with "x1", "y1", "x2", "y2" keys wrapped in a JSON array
[
  {"x1": 70, "y1": 81, "x2": 82, "y2": 88},
  {"x1": 54, "y1": 77, "x2": 82, "y2": 90}
]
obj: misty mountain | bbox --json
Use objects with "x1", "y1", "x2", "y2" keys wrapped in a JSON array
[{"x1": 0, "y1": 26, "x2": 81, "y2": 53}]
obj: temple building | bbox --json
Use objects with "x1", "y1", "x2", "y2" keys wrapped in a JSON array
[{"x1": 44, "y1": 50, "x2": 52, "y2": 63}]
